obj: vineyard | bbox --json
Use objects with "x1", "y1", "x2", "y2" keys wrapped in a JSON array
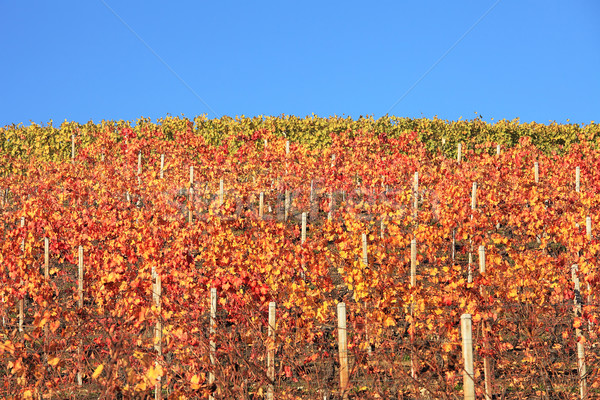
[{"x1": 1, "y1": 116, "x2": 600, "y2": 399}]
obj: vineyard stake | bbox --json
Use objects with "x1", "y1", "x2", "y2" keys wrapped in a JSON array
[
  {"x1": 301, "y1": 212, "x2": 307, "y2": 244},
  {"x1": 209, "y1": 288, "x2": 217, "y2": 400},
  {"x1": 18, "y1": 217, "x2": 25, "y2": 333},
  {"x1": 410, "y1": 238, "x2": 417, "y2": 379},
  {"x1": 78, "y1": 245, "x2": 84, "y2": 387},
  {"x1": 71, "y1": 134, "x2": 75, "y2": 164},
  {"x1": 496, "y1": 144, "x2": 500, "y2": 156},
  {"x1": 468, "y1": 183, "x2": 477, "y2": 283},
  {"x1": 137, "y1": 151, "x2": 142, "y2": 185},
  {"x1": 468, "y1": 253, "x2": 473, "y2": 284},
  {"x1": 362, "y1": 233, "x2": 368, "y2": 267},
  {"x1": 327, "y1": 190, "x2": 333, "y2": 222},
  {"x1": 267, "y1": 302, "x2": 276, "y2": 400},
  {"x1": 44, "y1": 237, "x2": 49, "y2": 363},
  {"x1": 457, "y1": 143, "x2": 462, "y2": 163},
  {"x1": 461, "y1": 314, "x2": 475, "y2": 400},
  {"x1": 571, "y1": 265, "x2": 587, "y2": 399},
  {"x1": 44, "y1": 237, "x2": 49, "y2": 279},
  {"x1": 576, "y1": 166, "x2": 580, "y2": 193},
  {"x1": 338, "y1": 302, "x2": 348, "y2": 400},
  {"x1": 259, "y1": 192, "x2": 264, "y2": 219},
  {"x1": 413, "y1": 171, "x2": 418, "y2": 220},
  {"x1": 479, "y1": 246, "x2": 492, "y2": 400},
  {"x1": 188, "y1": 187, "x2": 194, "y2": 224},
  {"x1": 154, "y1": 273, "x2": 162, "y2": 399},
  {"x1": 586, "y1": 216, "x2": 593, "y2": 306},
  {"x1": 78, "y1": 246, "x2": 84, "y2": 309},
  {"x1": 534, "y1": 162, "x2": 539, "y2": 184},
  {"x1": 301, "y1": 212, "x2": 307, "y2": 278},
  {"x1": 160, "y1": 154, "x2": 165, "y2": 179},
  {"x1": 189, "y1": 165, "x2": 194, "y2": 187},
  {"x1": 284, "y1": 189, "x2": 290, "y2": 222}
]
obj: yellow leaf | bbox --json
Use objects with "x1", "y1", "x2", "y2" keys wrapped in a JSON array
[
  {"x1": 48, "y1": 357, "x2": 60, "y2": 367},
  {"x1": 384, "y1": 316, "x2": 396, "y2": 327},
  {"x1": 190, "y1": 374, "x2": 201, "y2": 390},
  {"x1": 92, "y1": 364, "x2": 104, "y2": 379},
  {"x1": 146, "y1": 364, "x2": 164, "y2": 384}
]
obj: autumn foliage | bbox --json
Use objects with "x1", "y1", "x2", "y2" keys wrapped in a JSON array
[{"x1": 1, "y1": 117, "x2": 599, "y2": 399}]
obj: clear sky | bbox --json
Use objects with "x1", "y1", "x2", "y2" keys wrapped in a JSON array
[{"x1": 1, "y1": 1, "x2": 598, "y2": 127}]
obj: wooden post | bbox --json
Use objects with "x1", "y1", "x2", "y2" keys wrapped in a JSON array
[
  {"x1": 188, "y1": 187, "x2": 194, "y2": 224},
  {"x1": 44, "y1": 238, "x2": 49, "y2": 325},
  {"x1": 154, "y1": 273, "x2": 162, "y2": 400},
  {"x1": 189, "y1": 165, "x2": 194, "y2": 187},
  {"x1": 410, "y1": 239, "x2": 417, "y2": 288},
  {"x1": 457, "y1": 143, "x2": 462, "y2": 163},
  {"x1": 413, "y1": 171, "x2": 418, "y2": 219},
  {"x1": 361, "y1": 233, "x2": 368, "y2": 267},
  {"x1": 327, "y1": 190, "x2": 333, "y2": 221},
  {"x1": 572, "y1": 265, "x2": 587, "y2": 399},
  {"x1": 576, "y1": 166, "x2": 581, "y2": 193},
  {"x1": 469, "y1": 183, "x2": 477, "y2": 284},
  {"x1": 285, "y1": 140, "x2": 290, "y2": 155},
  {"x1": 43, "y1": 237, "x2": 49, "y2": 363},
  {"x1": 284, "y1": 189, "x2": 290, "y2": 222},
  {"x1": 137, "y1": 151, "x2": 142, "y2": 185},
  {"x1": 479, "y1": 246, "x2": 492, "y2": 400},
  {"x1": 160, "y1": 154, "x2": 165, "y2": 179},
  {"x1": 44, "y1": 238, "x2": 49, "y2": 279},
  {"x1": 461, "y1": 314, "x2": 475, "y2": 400},
  {"x1": 337, "y1": 303, "x2": 348, "y2": 400},
  {"x1": 380, "y1": 217, "x2": 385, "y2": 240},
  {"x1": 267, "y1": 302, "x2": 276, "y2": 400},
  {"x1": 586, "y1": 216, "x2": 592, "y2": 241},
  {"x1": 71, "y1": 134, "x2": 75, "y2": 164},
  {"x1": 259, "y1": 192, "x2": 264, "y2": 219},
  {"x1": 534, "y1": 162, "x2": 539, "y2": 184},
  {"x1": 151, "y1": 264, "x2": 156, "y2": 304},
  {"x1": 410, "y1": 238, "x2": 417, "y2": 379},
  {"x1": 219, "y1": 178, "x2": 224, "y2": 207},
  {"x1": 18, "y1": 217, "x2": 25, "y2": 333},
  {"x1": 496, "y1": 144, "x2": 500, "y2": 156},
  {"x1": 20, "y1": 217, "x2": 25, "y2": 251},
  {"x1": 478, "y1": 245, "x2": 485, "y2": 275},
  {"x1": 301, "y1": 212, "x2": 307, "y2": 244},
  {"x1": 209, "y1": 288, "x2": 217, "y2": 400},
  {"x1": 78, "y1": 245, "x2": 83, "y2": 387},
  {"x1": 78, "y1": 246, "x2": 84, "y2": 309}
]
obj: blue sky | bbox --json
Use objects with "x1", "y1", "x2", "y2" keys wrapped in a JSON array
[{"x1": 1, "y1": 1, "x2": 598, "y2": 127}]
